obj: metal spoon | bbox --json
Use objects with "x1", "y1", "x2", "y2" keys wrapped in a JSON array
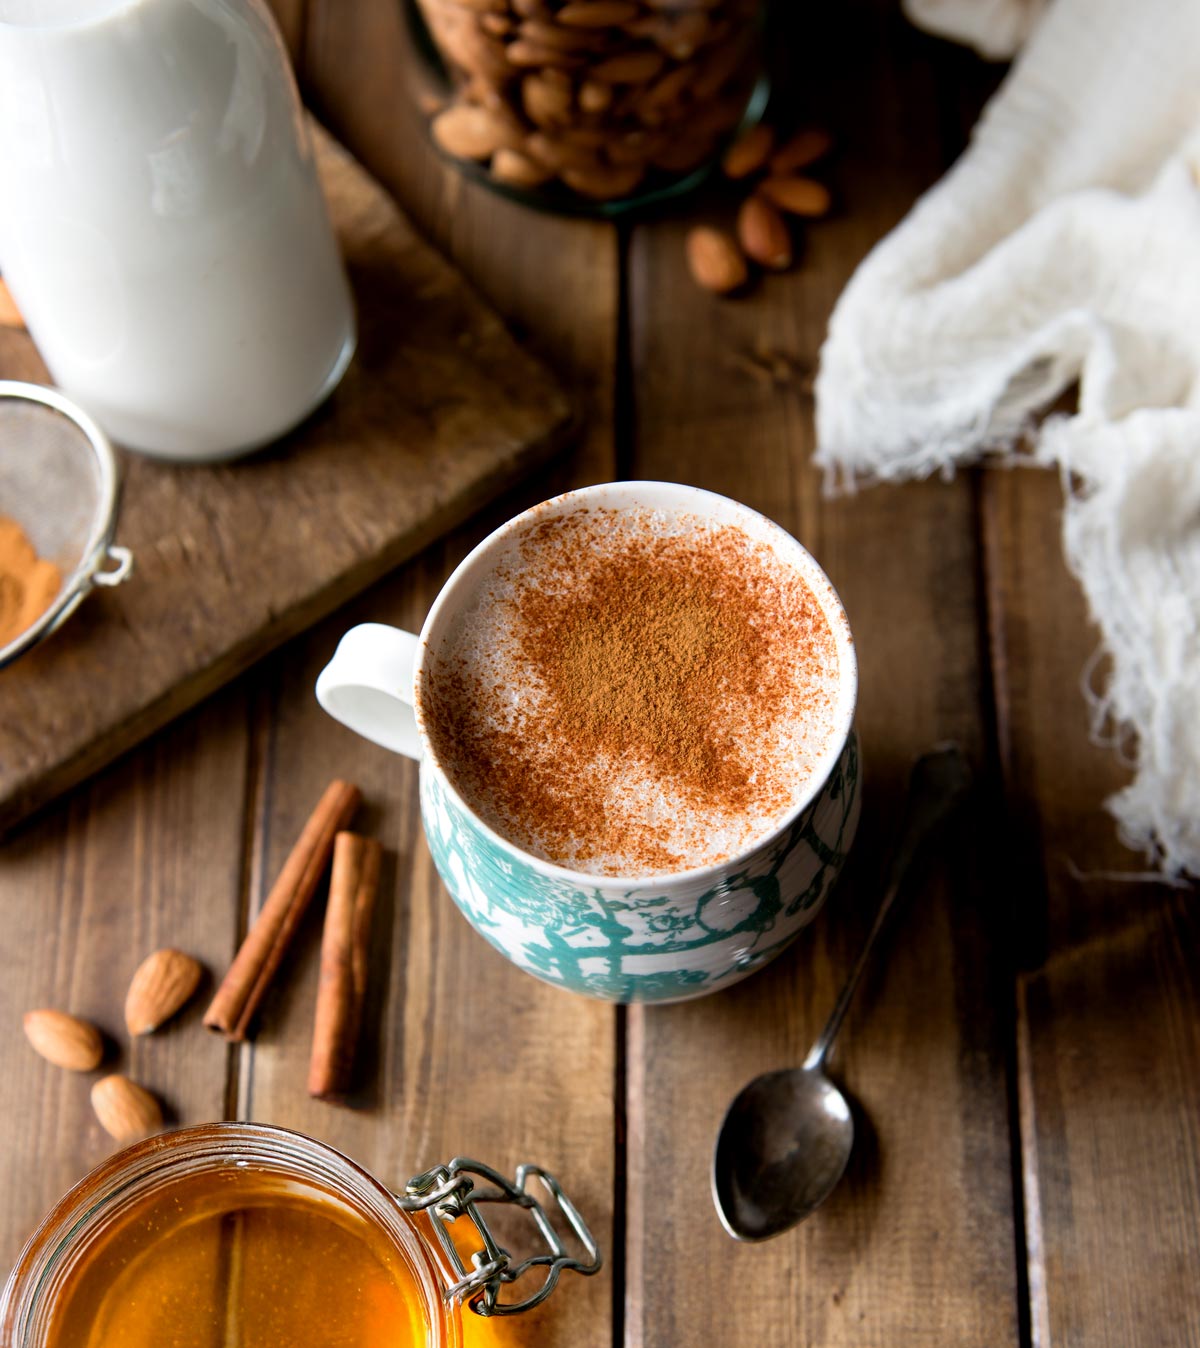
[{"x1": 712, "y1": 743, "x2": 972, "y2": 1242}]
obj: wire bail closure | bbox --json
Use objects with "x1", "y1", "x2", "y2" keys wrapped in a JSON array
[{"x1": 397, "y1": 1159, "x2": 602, "y2": 1316}]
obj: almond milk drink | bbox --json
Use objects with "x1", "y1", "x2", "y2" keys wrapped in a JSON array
[{"x1": 0, "y1": 0, "x2": 355, "y2": 461}]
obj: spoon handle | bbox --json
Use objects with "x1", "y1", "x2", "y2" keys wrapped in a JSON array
[{"x1": 802, "y1": 743, "x2": 972, "y2": 1074}]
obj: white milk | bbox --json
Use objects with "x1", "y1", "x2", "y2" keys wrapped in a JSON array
[{"x1": 0, "y1": 0, "x2": 355, "y2": 460}]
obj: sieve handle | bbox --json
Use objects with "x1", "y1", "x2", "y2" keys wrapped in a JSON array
[
  {"x1": 92, "y1": 545, "x2": 133, "y2": 587},
  {"x1": 315, "y1": 622, "x2": 422, "y2": 760}
]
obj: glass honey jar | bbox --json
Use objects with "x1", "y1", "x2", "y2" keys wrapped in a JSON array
[
  {"x1": 0, "y1": 1123, "x2": 601, "y2": 1348},
  {"x1": 402, "y1": 0, "x2": 768, "y2": 213}
]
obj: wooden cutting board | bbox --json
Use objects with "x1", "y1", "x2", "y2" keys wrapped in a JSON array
[{"x1": 0, "y1": 126, "x2": 574, "y2": 834}]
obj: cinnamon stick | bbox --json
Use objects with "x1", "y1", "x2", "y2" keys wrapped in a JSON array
[
  {"x1": 204, "y1": 779, "x2": 361, "y2": 1042},
  {"x1": 308, "y1": 832, "x2": 382, "y2": 1100}
]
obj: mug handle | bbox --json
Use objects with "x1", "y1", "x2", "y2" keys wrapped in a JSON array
[{"x1": 315, "y1": 623, "x2": 422, "y2": 760}]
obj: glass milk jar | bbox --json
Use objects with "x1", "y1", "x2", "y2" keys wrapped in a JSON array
[{"x1": 0, "y1": 0, "x2": 356, "y2": 462}]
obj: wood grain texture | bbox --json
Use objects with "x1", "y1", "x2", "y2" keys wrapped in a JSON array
[
  {"x1": 232, "y1": 585, "x2": 614, "y2": 1348},
  {"x1": 1017, "y1": 898, "x2": 1200, "y2": 1347},
  {"x1": 248, "y1": 6, "x2": 619, "y2": 1346},
  {"x1": 981, "y1": 396, "x2": 1196, "y2": 1347},
  {"x1": 622, "y1": 3, "x2": 1018, "y2": 1344},
  {"x1": 0, "y1": 125, "x2": 572, "y2": 836},
  {"x1": 980, "y1": 469, "x2": 1177, "y2": 963},
  {"x1": 0, "y1": 684, "x2": 250, "y2": 1270},
  {"x1": 3, "y1": 1, "x2": 1196, "y2": 1345}
]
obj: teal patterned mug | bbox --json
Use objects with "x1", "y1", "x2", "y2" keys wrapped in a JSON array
[{"x1": 316, "y1": 483, "x2": 859, "y2": 1003}]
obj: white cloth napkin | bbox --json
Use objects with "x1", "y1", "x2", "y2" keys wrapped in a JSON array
[{"x1": 814, "y1": 0, "x2": 1200, "y2": 880}]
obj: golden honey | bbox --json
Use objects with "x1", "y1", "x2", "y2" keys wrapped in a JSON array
[
  {"x1": 42, "y1": 1167, "x2": 430, "y2": 1348},
  {"x1": 4, "y1": 1125, "x2": 597, "y2": 1348}
]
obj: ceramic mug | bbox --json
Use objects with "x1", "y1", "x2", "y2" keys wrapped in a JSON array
[{"x1": 316, "y1": 482, "x2": 860, "y2": 1003}]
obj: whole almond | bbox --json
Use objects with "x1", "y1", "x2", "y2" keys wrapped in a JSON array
[
  {"x1": 590, "y1": 49, "x2": 665, "y2": 83},
  {"x1": 737, "y1": 195, "x2": 792, "y2": 270},
  {"x1": 770, "y1": 127, "x2": 833, "y2": 175},
  {"x1": 757, "y1": 176, "x2": 832, "y2": 217},
  {"x1": 91, "y1": 1076, "x2": 163, "y2": 1144},
  {"x1": 637, "y1": 64, "x2": 695, "y2": 118},
  {"x1": 522, "y1": 73, "x2": 573, "y2": 128},
  {"x1": 650, "y1": 12, "x2": 711, "y2": 59},
  {"x1": 557, "y1": 0, "x2": 638, "y2": 25},
  {"x1": 125, "y1": 948, "x2": 204, "y2": 1035},
  {"x1": 560, "y1": 161, "x2": 645, "y2": 200},
  {"x1": 516, "y1": 18, "x2": 606, "y2": 50},
  {"x1": 685, "y1": 226, "x2": 748, "y2": 295},
  {"x1": 23, "y1": 1009, "x2": 103, "y2": 1072},
  {"x1": 524, "y1": 131, "x2": 600, "y2": 172},
  {"x1": 721, "y1": 123, "x2": 774, "y2": 180},
  {"x1": 431, "y1": 105, "x2": 520, "y2": 160},
  {"x1": 578, "y1": 79, "x2": 613, "y2": 113},
  {"x1": 491, "y1": 147, "x2": 553, "y2": 188},
  {"x1": 504, "y1": 39, "x2": 583, "y2": 68}
]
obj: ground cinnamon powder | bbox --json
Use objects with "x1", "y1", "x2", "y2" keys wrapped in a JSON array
[
  {"x1": 423, "y1": 507, "x2": 839, "y2": 875},
  {"x1": 0, "y1": 515, "x2": 62, "y2": 648}
]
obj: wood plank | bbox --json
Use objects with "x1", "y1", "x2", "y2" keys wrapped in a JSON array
[
  {"x1": 1017, "y1": 897, "x2": 1200, "y2": 1347},
  {"x1": 0, "y1": 683, "x2": 250, "y2": 1271},
  {"x1": 623, "y1": 2, "x2": 1019, "y2": 1344},
  {"x1": 982, "y1": 387, "x2": 1197, "y2": 1348},
  {"x1": 944, "y1": 10, "x2": 1199, "y2": 1332},
  {"x1": 232, "y1": 578, "x2": 614, "y2": 1348},
  {"x1": 981, "y1": 468, "x2": 1177, "y2": 963},
  {"x1": 0, "y1": 127, "x2": 572, "y2": 835},
  {"x1": 247, "y1": 5, "x2": 619, "y2": 1346}
]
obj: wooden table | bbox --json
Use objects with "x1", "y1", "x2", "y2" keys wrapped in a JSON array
[{"x1": 3, "y1": 2, "x2": 1197, "y2": 1344}]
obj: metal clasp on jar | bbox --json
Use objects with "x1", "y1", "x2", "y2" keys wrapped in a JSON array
[{"x1": 398, "y1": 1159, "x2": 601, "y2": 1316}]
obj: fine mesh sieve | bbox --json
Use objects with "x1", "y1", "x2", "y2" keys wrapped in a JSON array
[{"x1": 0, "y1": 380, "x2": 132, "y2": 669}]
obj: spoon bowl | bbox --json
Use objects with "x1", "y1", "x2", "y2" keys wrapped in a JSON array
[{"x1": 713, "y1": 1067, "x2": 853, "y2": 1241}]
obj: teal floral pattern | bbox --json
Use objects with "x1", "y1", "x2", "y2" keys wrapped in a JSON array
[{"x1": 421, "y1": 735, "x2": 861, "y2": 1003}]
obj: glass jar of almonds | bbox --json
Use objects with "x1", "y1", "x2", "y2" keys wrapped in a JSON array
[{"x1": 405, "y1": 0, "x2": 767, "y2": 212}]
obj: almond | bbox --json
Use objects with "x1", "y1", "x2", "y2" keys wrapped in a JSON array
[
  {"x1": 503, "y1": 39, "x2": 584, "y2": 68},
  {"x1": 650, "y1": 12, "x2": 711, "y2": 59},
  {"x1": 91, "y1": 1075, "x2": 163, "y2": 1144},
  {"x1": 737, "y1": 195, "x2": 792, "y2": 270},
  {"x1": 721, "y1": 123, "x2": 774, "y2": 180},
  {"x1": 125, "y1": 948, "x2": 203, "y2": 1035},
  {"x1": 769, "y1": 127, "x2": 833, "y2": 176},
  {"x1": 578, "y1": 80, "x2": 614, "y2": 113},
  {"x1": 556, "y1": 1, "x2": 638, "y2": 25},
  {"x1": 560, "y1": 161, "x2": 645, "y2": 200},
  {"x1": 430, "y1": 105, "x2": 520, "y2": 160},
  {"x1": 522, "y1": 72, "x2": 573, "y2": 128},
  {"x1": 685, "y1": 226, "x2": 748, "y2": 295},
  {"x1": 491, "y1": 147, "x2": 553, "y2": 188},
  {"x1": 590, "y1": 49, "x2": 665, "y2": 83},
  {"x1": 23, "y1": 1009, "x2": 104, "y2": 1072},
  {"x1": 757, "y1": 176, "x2": 832, "y2": 218}
]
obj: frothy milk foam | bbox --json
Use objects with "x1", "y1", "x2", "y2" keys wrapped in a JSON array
[{"x1": 418, "y1": 503, "x2": 845, "y2": 878}]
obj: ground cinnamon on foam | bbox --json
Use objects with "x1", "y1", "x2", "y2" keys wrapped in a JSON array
[
  {"x1": 421, "y1": 507, "x2": 839, "y2": 875},
  {"x1": 0, "y1": 516, "x2": 61, "y2": 648}
]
